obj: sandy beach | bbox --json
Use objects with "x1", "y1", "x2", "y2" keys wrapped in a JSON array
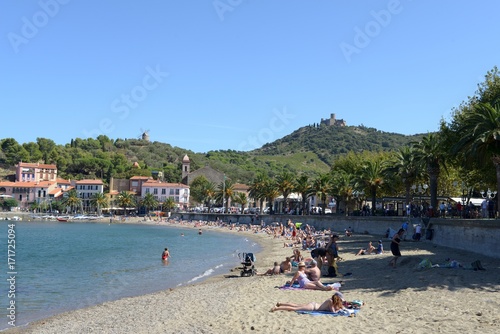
[{"x1": 4, "y1": 218, "x2": 500, "y2": 334}]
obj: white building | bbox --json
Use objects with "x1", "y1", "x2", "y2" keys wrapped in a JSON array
[
  {"x1": 141, "y1": 180, "x2": 190, "y2": 208},
  {"x1": 75, "y1": 179, "x2": 104, "y2": 212}
]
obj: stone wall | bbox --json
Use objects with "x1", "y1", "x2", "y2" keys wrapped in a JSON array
[{"x1": 172, "y1": 213, "x2": 500, "y2": 259}]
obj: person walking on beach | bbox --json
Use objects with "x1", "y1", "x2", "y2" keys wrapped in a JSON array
[
  {"x1": 271, "y1": 291, "x2": 346, "y2": 313},
  {"x1": 389, "y1": 229, "x2": 405, "y2": 268}
]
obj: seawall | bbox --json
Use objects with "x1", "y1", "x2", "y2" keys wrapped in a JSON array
[{"x1": 173, "y1": 213, "x2": 500, "y2": 259}]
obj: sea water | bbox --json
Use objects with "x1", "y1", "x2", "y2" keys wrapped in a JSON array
[{"x1": 0, "y1": 220, "x2": 260, "y2": 330}]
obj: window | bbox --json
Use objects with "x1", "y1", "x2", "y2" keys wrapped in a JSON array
[
  {"x1": 175, "y1": 189, "x2": 180, "y2": 195},
  {"x1": 153, "y1": 188, "x2": 158, "y2": 195},
  {"x1": 169, "y1": 189, "x2": 174, "y2": 195},
  {"x1": 161, "y1": 189, "x2": 166, "y2": 195},
  {"x1": 145, "y1": 188, "x2": 150, "y2": 194},
  {"x1": 175, "y1": 196, "x2": 179, "y2": 202},
  {"x1": 131, "y1": 181, "x2": 138, "y2": 187}
]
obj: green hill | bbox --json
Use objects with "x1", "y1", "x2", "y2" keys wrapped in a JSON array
[{"x1": 0, "y1": 125, "x2": 426, "y2": 186}]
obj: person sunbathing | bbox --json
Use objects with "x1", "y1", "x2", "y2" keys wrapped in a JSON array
[
  {"x1": 271, "y1": 291, "x2": 345, "y2": 312},
  {"x1": 258, "y1": 261, "x2": 281, "y2": 276},
  {"x1": 305, "y1": 259, "x2": 321, "y2": 282},
  {"x1": 355, "y1": 241, "x2": 376, "y2": 256},
  {"x1": 287, "y1": 262, "x2": 333, "y2": 291}
]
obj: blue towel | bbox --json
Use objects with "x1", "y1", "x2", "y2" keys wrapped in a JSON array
[{"x1": 296, "y1": 309, "x2": 358, "y2": 317}]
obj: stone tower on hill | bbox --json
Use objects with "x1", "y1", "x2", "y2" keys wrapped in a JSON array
[{"x1": 320, "y1": 113, "x2": 346, "y2": 127}]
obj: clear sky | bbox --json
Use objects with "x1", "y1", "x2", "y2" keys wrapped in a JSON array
[{"x1": 1, "y1": 0, "x2": 499, "y2": 153}]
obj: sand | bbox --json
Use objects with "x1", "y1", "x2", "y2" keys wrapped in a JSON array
[{"x1": 4, "y1": 220, "x2": 500, "y2": 334}]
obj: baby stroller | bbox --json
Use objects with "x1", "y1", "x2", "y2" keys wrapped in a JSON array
[{"x1": 239, "y1": 252, "x2": 256, "y2": 277}]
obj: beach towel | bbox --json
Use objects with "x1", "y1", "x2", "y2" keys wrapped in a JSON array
[
  {"x1": 278, "y1": 282, "x2": 341, "y2": 290},
  {"x1": 296, "y1": 309, "x2": 358, "y2": 317}
]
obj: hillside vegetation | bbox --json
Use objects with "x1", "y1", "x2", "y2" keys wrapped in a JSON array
[{"x1": 0, "y1": 124, "x2": 425, "y2": 186}]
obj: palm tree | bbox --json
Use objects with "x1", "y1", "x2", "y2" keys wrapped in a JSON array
[
  {"x1": 90, "y1": 192, "x2": 108, "y2": 216},
  {"x1": 413, "y1": 133, "x2": 447, "y2": 211},
  {"x1": 294, "y1": 174, "x2": 312, "y2": 215},
  {"x1": 453, "y1": 103, "x2": 500, "y2": 213},
  {"x1": 358, "y1": 160, "x2": 385, "y2": 213},
  {"x1": 249, "y1": 173, "x2": 268, "y2": 212},
  {"x1": 117, "y1": 191, "x2": 135, "y2": 216},
  {"x1": 331, "y1": 171, "x2": 356, "y2": 215},
  {"x1": 202, "y1": 182, "x2": 216, "y2": 209},
  {"x1": 216, "y1": 178, "x2": 234, "y2": 213},
  {"x1": 163, "y1": 197, "x2": 176, "y2": 213},
  {"x1": 232, "y1": 192, "x2": 248, "y2": 213},
  {"x1": 263, "y1": 178, "x2": 280, "y2": 214},
  {"x1": 141, "y1": 193, "x2": 159, "y2": 217},
  {"x1": 64, "y1": 189, "x2": 81, "y2": 214},
  {"x1": 312, "y1": 173, "x2": 332, "y2": 215},
  {"x1": 276, "y1": 171, "x2": 295, "y2": 213},
  {"x1": 386, "y1": 146, "x2": 421, "y2": 206}
]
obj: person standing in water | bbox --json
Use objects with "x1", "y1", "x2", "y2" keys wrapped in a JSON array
[{"x1": 162, "y1": 248, "x2": 170, "y2": 261}]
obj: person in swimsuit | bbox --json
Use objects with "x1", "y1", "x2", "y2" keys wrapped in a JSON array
[
  {"x1": 270, "y1": 291, "x2": 345, "y2": 312},
  {"x1": 355, "y1": 241, "x2": 376, "y2": 256},
  {"x1": 288, "y1": 262, "x2": 333, "y2": 291},
  {"x1": 279, "y1": 257, "x2": 292, "y2": 273},
  {"x1": 389, "y1": 229, "x2": 405, "y2": 268},
  {"x1": 161, "y1": 248, "x2": 170, "y2": 261},
  {"x1": 258, "y1": 261, "x2": 281, "y2": 276}
]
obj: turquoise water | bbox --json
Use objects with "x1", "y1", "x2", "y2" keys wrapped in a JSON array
[{"x1": 0, "y1": 221, "x2": 260, "y2": 330}]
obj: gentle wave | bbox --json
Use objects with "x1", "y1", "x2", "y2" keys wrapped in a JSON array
[{"x1": 187, "y1": 267, "x2": 217, "y2": 284}]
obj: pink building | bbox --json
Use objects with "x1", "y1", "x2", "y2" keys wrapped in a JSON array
[
  {"x1": 16, "y1": 162, "x2": 58, "y2": 183},
  {"x1": 0, "y1": 180, "x2": 58, "y2": 209}
]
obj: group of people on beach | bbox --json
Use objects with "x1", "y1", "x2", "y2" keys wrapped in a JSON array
[{"x1": 255, "y1": 222, "x2": 410, "y2": 314}]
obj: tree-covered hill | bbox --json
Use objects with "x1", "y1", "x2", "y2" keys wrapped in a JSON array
[
  {"x1": 253, "y1": 124, "x2": 425, "y2": 166},
  {"x1": 0, "y1": 124, "x2": 426, "y2": 187}
]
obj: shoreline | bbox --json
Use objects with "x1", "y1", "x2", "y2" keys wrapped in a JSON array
[{"x1": 3, "y1": 219, "x2": 500, "y2": 333}]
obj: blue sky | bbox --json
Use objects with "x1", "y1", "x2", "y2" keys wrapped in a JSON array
[{"x1": 1, "y1": 0, "x2": 499, "y2": 153}]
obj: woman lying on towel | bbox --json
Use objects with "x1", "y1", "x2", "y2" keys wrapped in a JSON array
[
  {"x1": 286, "y1": 262, "x2": 334, "y2": 291},
  {"x1": 271, "y1": 291, "x2": 345, "y2": 312}
]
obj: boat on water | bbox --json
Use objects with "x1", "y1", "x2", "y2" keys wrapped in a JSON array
[{"x1": 56, "y1": 217, "x2": 68, "y2": 222}]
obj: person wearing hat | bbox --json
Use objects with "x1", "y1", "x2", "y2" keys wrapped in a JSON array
[
  {"x1": 270, "y1": 291, "x2": 346, "y2": 313},
  {"x1": 287, "y1": 262, "x2": 334, "y2": 291}
]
